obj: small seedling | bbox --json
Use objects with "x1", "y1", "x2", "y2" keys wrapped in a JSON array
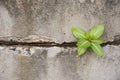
[{"x1": 71, "y1": 24, "x2": 104, "y2": 57}]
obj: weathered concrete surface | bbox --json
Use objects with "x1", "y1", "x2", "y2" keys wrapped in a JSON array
[
  {"x1": 0, "y1": 0, "x2": 120, "y2": 43},
  {"x1": 0, "y1": 45, "x2": 119, "y2": 80},
  {"x1": 0, "y1": 0, "x2": 120, "y2": 80}
]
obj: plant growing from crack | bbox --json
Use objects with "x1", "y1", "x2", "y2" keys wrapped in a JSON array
[{"x1": 71, "y1": 24, "x2": 104, "y2": 57}]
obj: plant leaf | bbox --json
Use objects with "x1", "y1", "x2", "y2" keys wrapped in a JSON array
[
  {"x1": 91, "y1": 38, "x2": 104, "y2": 44},
  {"x1": 78, "y1": 48, "x2": 86, "y2": 56},
  {"x1": 91, "y1": 43, "x2": 104, "y2": 57},
  {"x1": 77, "y1": 39, "x2": 90, "y2": 48},
  {"x1": 86, "y1": 33, "x2": 91, "y2": 39},
  {"x1": 71, "y1": 27, "x2": 86, "y2": 39},
  {"x1": 89, "y1": 24, "x2": 104, "y2": 39}
]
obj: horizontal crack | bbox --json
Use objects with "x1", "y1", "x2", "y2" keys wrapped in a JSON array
[
  {"x1": 0, "y1": 40, "x2": 75, "y2": 47},
  {"x1": 102, "y1": 40, "x2": 120, "y2": 46},
  {"x1": 0, "y1": 39, "x2": 119, "y2": 47}
]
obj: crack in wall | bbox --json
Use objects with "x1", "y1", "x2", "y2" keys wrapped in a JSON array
[{"x1": 0, "y1": 39, "x2": 119, "y2": 47}]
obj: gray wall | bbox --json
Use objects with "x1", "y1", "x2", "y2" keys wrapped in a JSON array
[{"x1": 0, "y1": 0, "x2": 120, "y2": 80}]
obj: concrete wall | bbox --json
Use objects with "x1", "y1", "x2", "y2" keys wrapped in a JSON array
[
  {"x1": 0, "y1": 0, "x2": 120, "y2": 43},
  {"x1": 0, "y1": 46, "x2": 120, "y2": 80},
  {"x1": 0, "y1": 0, "x2": 120, "y2": 80}
]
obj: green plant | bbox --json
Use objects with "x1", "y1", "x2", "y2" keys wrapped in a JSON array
[{"x1": 71, "y1": 24, "x2": 104, "y2": 57}]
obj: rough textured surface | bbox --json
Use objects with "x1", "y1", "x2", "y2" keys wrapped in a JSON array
[
  {"x1": 0, "y1": 0, "x2": 120, "y2": 80},
  {"x1": 0, "y1": 0, "x2": 120, "y2": 43},
  {"x1": 0, "y1": 45, "x2": 119, "y2": 80}
]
